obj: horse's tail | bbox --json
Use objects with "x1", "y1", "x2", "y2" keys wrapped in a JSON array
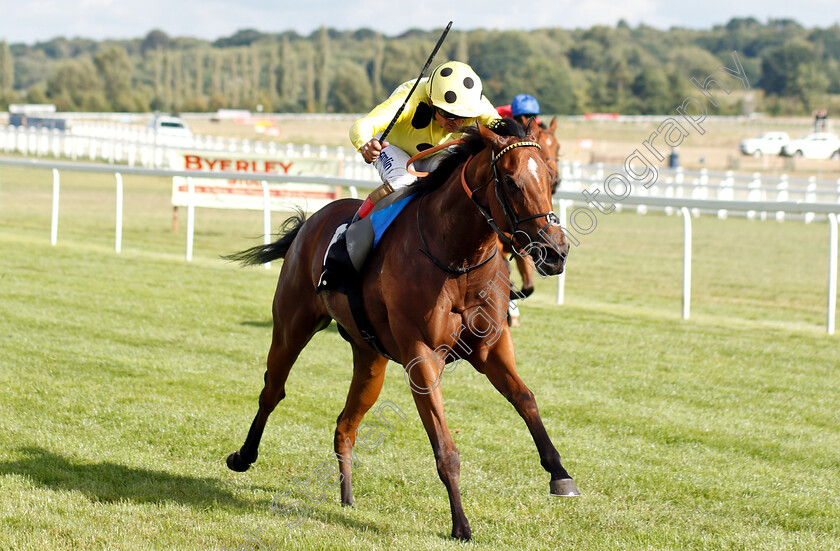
[{"x1": 223, "y1": 210, "x2": 307, "y2": 266}]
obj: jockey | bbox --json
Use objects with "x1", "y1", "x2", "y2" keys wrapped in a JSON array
[
  {"x1": 349, "y1": 61, "x2": 500, "y2": 218},
  {"x1": 509, "y1": 94, "x2": 542, "y2": 127},
  {"x1": 496, "y1": 104, "x2": 513, "y2": 118}
]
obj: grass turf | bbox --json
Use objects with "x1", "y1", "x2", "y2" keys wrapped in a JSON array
[{"x1": 0, "y1": 165, "x2": 838, "y2": 550}]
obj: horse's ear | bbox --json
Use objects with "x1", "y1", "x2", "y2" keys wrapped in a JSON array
[
  {"x1": 525, "y1": 118, "x2": 541, "y2": 141},
  {"x1": 549, "y1": 117, "x2": 558, "y2": 132},
  {"x1": 478, "y1": 123, "x2": 506, "y2": 150}
]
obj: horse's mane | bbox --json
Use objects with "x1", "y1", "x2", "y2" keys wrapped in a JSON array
[{"x1": 405, "y1": 118, "x2": 526, "y2": 196}]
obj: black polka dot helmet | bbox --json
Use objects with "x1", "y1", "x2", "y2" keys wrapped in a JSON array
[{"x1": 426, "y1": 61, "x2": 484, "y2": 118}]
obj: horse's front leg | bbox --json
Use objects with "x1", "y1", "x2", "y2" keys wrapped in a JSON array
[
  {"x1": 403, "y1": 345, "x2": 471, "y2": 541},
  {"x1": 513, "y1": 254, "x2": 535, "y2": 298},
  {"x1": 480, "y1": 334, "x2": 580, "y2": 497}
]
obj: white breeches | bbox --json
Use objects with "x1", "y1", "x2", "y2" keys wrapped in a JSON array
[{"x1": 372, "y1": 133, "x2": 446, "y2": 190}]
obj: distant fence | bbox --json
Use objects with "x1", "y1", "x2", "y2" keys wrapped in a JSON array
[
  {"x1": 559, "y1": 162, "x2": 840, "y2": 222},
  {"x1": 562, "y1": 113, "x2": 822, "y2": 129},
  {"x1": 3, "y1": 123, "x2": 839, "y2": 217},
  {"x1": 0, "y1": 155, "x2": 837, "y2": 334},
  {"x1": 0, "y1": 123, "x2": 380, "y2": 182},
  {"x1": 0, "y1": 156, "x2": 373, "y2": 263},
  {"x1": 2, "y1": 110, "x2": 817, "y2": 127}
]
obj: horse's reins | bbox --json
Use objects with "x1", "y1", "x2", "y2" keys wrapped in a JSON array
[
  {"x1": 409, "y1": 141, "x2": 497, "y2": 274},
  {"x1": 408, "y1": 138, "x2": 560, "y2": 274}
]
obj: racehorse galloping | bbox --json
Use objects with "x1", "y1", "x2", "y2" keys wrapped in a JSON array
[{"x1": 224, "y1": 119, "x2": 578, "y2": 541}]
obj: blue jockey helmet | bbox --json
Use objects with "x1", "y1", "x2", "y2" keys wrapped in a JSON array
[{"x1": 511, "y1": 94, "x2": 540, "y2": 117}]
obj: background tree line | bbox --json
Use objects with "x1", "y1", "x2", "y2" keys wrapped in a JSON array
[{"x1": 1, "y1": 17, "x2": 839, "y2": 116}]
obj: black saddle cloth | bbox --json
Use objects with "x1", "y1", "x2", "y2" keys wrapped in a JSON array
[{"x1": 316, "y1": 216, "x2": 355, "y2": 295}]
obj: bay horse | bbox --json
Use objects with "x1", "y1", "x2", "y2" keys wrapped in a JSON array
[
  {"x1": 539, "y1": 116, "x2": 561, "y2": 193},
  {"x1": 500, "y1": 116, "x2": 561, "y2": 305},
  {"x1": 224, "y1": 119, "x2": 578, "y2": 541}
]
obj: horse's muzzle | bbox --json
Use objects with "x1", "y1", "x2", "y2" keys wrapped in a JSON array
[{"x1": 532, "y1": 241, "x2": 569, "y2": 276}]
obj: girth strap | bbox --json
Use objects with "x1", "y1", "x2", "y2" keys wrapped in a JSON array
[{"x1": 346, "y1": 277, "x2": 397, "y2": 362}]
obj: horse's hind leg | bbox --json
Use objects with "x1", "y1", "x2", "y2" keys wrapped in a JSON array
[
  {"x1": 227, "y1": 289, "x2": 329, "y2": 472},
  {"x1": 333, "y1": 345, "x2": 389, "y2": 506}
]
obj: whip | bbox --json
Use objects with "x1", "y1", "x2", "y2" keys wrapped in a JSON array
[{"x1": 378, "y1": 21, "x2": 453, "y2": 143}]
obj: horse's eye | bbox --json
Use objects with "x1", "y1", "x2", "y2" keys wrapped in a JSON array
[{"x1": 505, "y1": 175, "x2": 523, "y2": 197}]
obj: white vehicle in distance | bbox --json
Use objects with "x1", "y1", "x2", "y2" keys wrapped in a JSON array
[
  {"x1": 147, "y1": 114, "x2": 193, "y2": 139},
  {"x1": 738, "y1": 131, "x2": 789, "y2": 156},
  {"x1": 781, "y1": 132, "x2": 840, "y2": 159}
]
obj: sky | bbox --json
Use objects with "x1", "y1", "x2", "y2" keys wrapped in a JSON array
[{"x1": 2, "y1": 0, "x2": 839, "y2": 45}]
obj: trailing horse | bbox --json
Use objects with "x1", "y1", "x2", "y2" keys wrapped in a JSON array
[{"x1": 224, "y1": 119, "x2": 577, "y2": 541}]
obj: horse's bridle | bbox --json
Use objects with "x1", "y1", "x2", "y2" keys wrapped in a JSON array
[
  {"x1": 460, "y1": 141, "x2": 561, "y2": 252},
  {"x1": 413, "y1": 139, "x2": 560, "y2": 274}
]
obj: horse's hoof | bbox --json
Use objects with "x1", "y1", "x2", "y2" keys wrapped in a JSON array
[
  {"x1": 451, "y1": 526, "x2": 472, "y2": 541},
  {"x1": 550, "y1": 478, "x2": 580, "y2": 497},
  {"x1": 226, "y1": 451, "x2": 251, "y2": 472}
]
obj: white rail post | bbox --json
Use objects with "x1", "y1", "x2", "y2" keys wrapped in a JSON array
[
  {"x1": 336, "y1": 146, "x2": 346, "y2": 178},
  {"x1": 694, "y1": 169, "x2": 708, "y2": 218},
  {"x1": 758, "y1": 172, "x2": 768, "y2": 221},
  {"x1": 115, "y1": 173, "x2": 123, "y2": 253},
  {"x1": 805, "y1": 177, "x2": 816, "y2": 224},
  {"x1": 557, "y1": 198, "x2": 568, "y2": 305},
  {"x1": 747, "y1": 172, "x2": 762, "y2": 220},
  {"x1": 50, "y1": 168, "x2": 60, "y2": 245},
  {"x1": 635, "y1": 180, "x2": 648, "y2": 215},
  {"x1": 560, "y1": 160, "x2": 571, "y2": 188},
  {"x1": 18, "y1": 126, "x2": 27, "y2": 155},
  {"x1": 675, "y1": 166, "x2": 684, "y2": 195},
  {"x1": 262, "y1": 180, "x2": 272, "y2": 270},
  {"x1": 775, "y1": 175, "x2": 789, "y2": 222},
  {"x1": 828, "y1": 213, "x2": 838, "y2": 335},
  {"x1": 186, "y1": 177, "x2": 194, "y2": 262},
  {"x1": 664, "y1": 176, "x2": 675, "y2": 216},
  {"x1": 681, "y1": 206, "x2": 692, "y2": 320},
  {"x1": 718, "y1": 171, "x2": 733, "y2": 219}
]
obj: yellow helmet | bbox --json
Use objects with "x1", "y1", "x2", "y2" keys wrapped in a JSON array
[{"x1": 426, "y1": 61, "x2": 484, "y2": 118}]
